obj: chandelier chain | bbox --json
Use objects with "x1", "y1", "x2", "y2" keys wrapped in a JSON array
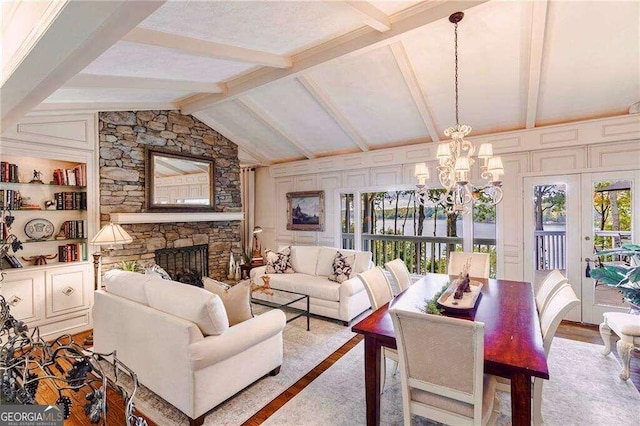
[{"x1": 454, "y1": 21, "x2": 459, "y2": 127}]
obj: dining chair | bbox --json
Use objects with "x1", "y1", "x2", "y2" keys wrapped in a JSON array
[
  {"x1": 447, "y1": 252, "x2": 490, "y2": 279},
  {"x1": 535, "y1": 269, "x2": 568, "y2": 315},
  {"x1": 385, "y1": 258, "x2": 413, "y2": 294},
  {"x1": 495, "y1": 283, "x2": 579, "y2": 425},
  {"x1": 357, "y1": 267, "x2": 398, "y2": 393},
  {"x1": 389, "y1": 308, "x2": 499, "y2": 425}
]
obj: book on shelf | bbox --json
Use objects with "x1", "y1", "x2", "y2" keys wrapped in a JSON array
[
  {"x1": 2, "y1": 254, "x2": 23, "y2": 268},
  {"x1": 58, "y1": 242, "x2": 86, "y2": 263},
  {"x1": 0, "y1": 162, "x2": 19, "y2": 183},
  {"x1": 0, "y1": 189, "x2": 22, "y2": 210},
  {"x1": 52, "y1": 165, "x2": 86, "y2": 186},
  {"x1": 54, "y1": 191, "x2": 87, "y2": 210}
]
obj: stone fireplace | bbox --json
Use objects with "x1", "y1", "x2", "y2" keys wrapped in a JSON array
[{"x1": 98, "y1": 110, "x2": 242, "y2": 280}]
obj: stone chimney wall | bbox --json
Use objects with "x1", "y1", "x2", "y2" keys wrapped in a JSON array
[{"x1": 98, "y1": 110, "x2": 241, "y2": 280}]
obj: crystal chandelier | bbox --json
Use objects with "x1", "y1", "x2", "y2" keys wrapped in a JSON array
[{"x1": 415, "y1": 11, "x2": 504, "y2": 215}]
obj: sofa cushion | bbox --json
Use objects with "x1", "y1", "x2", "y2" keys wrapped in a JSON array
[
  {"x1": 267, "y1": 273, "x2": 340, "y2": 302},
  {"x1": 104, "y1": 269, "x2": 151, "y2": 305},
  {"x1": 317, "y1": 247, "x2": 372, "y2": 277},
  {"x1": 291, "y1": 246, "x2": 320, "y2": 275},
  {"x1": 145, "y1": 279, "x2": 229, "y2": 336},
  {"x1": 203, "y1": 277, "x2": 253, "y2": 326},
  {"x1": 328, "y1": 252, "x2": 356, "y2": 283},
  {"x1": 265, "y1": 246, "x2": 294, "y2": 274}
]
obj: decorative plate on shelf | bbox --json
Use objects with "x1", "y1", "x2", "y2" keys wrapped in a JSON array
[{"x1": 24, "y1": 218, "x2": 55, "y2": 241}]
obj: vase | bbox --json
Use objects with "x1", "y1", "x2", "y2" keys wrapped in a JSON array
[{"x1": 227, "y1": 254, "x2": 236, "y2": 280}]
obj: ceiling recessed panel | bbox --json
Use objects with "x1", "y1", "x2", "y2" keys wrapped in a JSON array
[
  {"x1": 138, "y1": 1, "x2": 364, "y2": 55},
  {"x1": 537, "y1": 1, "x2": 640, "y2": 125},
  {"x1": 82, "y1": 41, "x2": 256, "y2": 83},
  {"x1": 308, "y1": 46, "x2": 428, "y2": 146},
  {"x1": 204, "y1": 101, "x2": 302, "y2": 160},
  {"x1": 45, "y1": 88, "x2": 187, "y2": 103},
  {"x1": 244, "y1": 79, "x2": 356, "y2": 155},
  {"x1": 403, "y1": 0, "x2": 527, "y2": 136}
]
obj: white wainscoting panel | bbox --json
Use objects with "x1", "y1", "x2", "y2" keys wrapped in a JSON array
[
  {"x1": 274, "y1": 177, "x2": 294, "y2": 243},
  {"x1": 530, "y1": 146, "x2": 587, "y2": 172},
  {"x1": 371, "y1": 165, "x2": 402, "y2": 186},
  {"x1": 343, "y1": 169, "x2": 369, "y2": 188},
  {"x1": 588, "y1": 140, "x2": 640, "y2": 168},
  {"x1": 500, "y1": 153, "x2": 528, "y2": 281},
  {"x1": 1, "y1": 114, "x2": 96, "y2": 151}
]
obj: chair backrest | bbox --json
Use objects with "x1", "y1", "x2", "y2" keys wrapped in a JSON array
[
  {"x1": 385, "y1": 258, "x2": 412, "y2": 293},
  {"x1": 358, "y1": 267, "x2": 394, "y2": 310},
  {"x1": 389, "y1": 308, "x2": 485, "y2": 423},
  {"x1": 447, "y1": 252, "x2": 490, "y2": 279},
  {"x1": 535, "y1": 269, "x2": 568, "y2": 314},
  {"x1": 540, "y1": 283, "x2": 580, "y2": 355}
]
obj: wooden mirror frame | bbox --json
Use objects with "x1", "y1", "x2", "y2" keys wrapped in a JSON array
[{"x1": 145, "y1": 148, "x2": 215, "y2": 212}]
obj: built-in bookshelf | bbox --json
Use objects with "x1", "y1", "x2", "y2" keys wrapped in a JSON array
[{"x1": 0, "y1": 155, "x2": 89, "y2": 270}]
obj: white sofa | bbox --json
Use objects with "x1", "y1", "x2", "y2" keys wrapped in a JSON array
[
  {"x1": 94, "y1": 270, "x2": 286, "y2": 426},
  {"x1": 250, "y1": 246, "x2": 373, "y2": 325}
]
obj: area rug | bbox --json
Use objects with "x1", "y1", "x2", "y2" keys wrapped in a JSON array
[
  {"x1": 133, "y1": 306, "x2": 358, "y2": 425},
  {"x1": 263, "y1": 337, "x2": 640, "y2": 425}
]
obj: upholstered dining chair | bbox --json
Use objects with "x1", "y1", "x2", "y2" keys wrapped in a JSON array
[
  {"x1": 535, "y1": 269, "x2": 568, "y2": 315},
  {"x1": 495, "y1": 283, "x2": 579, "y2": 425},
  {"x1": 385, "y1": 258, "x2": 414, "y2": 294},
  {"x1": 357, "y1": 267, "x2": 398, "y2": 392},
  {"x1": 389, "y1": 308, "x2": 499, "y2": 425},
  {"x1": 447, "y1": 251, "x2": 491, "y2": 279}
]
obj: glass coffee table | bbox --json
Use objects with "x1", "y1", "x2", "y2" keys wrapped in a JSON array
[{"x1": 251, "y1": 287, "x2": 310, "y2": 331}]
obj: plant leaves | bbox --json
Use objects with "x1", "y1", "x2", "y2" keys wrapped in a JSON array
[
  {"x1": 589, "y1": 267, "x2": 626, "y2": 285},
  {"x1": 620, "y1": 243, "x2": 640, "y2": 251}
]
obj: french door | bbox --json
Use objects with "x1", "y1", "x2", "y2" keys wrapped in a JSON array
[{"x1": 524, "y1": 171, "x2": 640, "y2": 324}]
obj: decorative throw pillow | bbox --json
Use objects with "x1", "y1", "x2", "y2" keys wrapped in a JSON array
[
  {"x1": 144, "y1": 264, "x2": 172, "y2": 280},
  {"x1": 328, "y1": 252, "x2": 355, "y2": 283},
  {"x1": 203, "y1": 277, "x2": 253, "y2": 326},
  {"x1": 264, "y1": 246, "x2": 295, "y2": 274}
]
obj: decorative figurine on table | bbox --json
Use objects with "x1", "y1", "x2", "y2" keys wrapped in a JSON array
[
  {"x1": 454, "y1": 257, "x2": 472, "y2": 299},
  {"x1": 29, "y1": 170, "x2": 43, "y2": 184}
]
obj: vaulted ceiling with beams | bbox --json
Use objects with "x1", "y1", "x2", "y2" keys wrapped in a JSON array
[{"x1": 30, "y1": 1, "x2": 640, "y2": 165}]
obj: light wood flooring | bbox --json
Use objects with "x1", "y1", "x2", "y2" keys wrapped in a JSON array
[{"x1": 33, "y1": 323, "x2": 638, "y2": 425}]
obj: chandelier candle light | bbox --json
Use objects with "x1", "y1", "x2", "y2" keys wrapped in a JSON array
[{"x1": 415, "y1": 11, "x2": 504, "y2": 215}]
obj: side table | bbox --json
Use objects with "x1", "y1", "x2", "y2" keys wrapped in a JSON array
[{"x1": 241, "y1": 260, "x2": 264, "y2": 279}]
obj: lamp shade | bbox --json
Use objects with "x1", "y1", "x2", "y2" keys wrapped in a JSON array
[
  {"x1": 478, "y1": 143, "x2": 493, "y2": 159},
  {"x1": 454, "y1": 157, "x2": 471, "y2": 172},
  {"x1": 436, "y1": 143, "x2": 451, "y2": 159},
  {"x1": 414, "y1": 163, "x2": 429, "y2": 182},
  {"x1": 487, "y1": 156, "x2": 504, "y2": 173},
  {"x1": 91, "y1": 223, "x2": 133, "y2": 247}
]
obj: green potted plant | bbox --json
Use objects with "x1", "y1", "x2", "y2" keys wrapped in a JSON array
[{"x1": 590, "y1": 243, "x2": 640, "y2": 314}]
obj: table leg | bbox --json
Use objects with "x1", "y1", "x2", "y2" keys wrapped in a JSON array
[
  {"x1": 511, "y1": 372, "x2": 532, "y2": 426},
  {"x1": 364, "y1": 336, "x2": 382, "y2": 426}
]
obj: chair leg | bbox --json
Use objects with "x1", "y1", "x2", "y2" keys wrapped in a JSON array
[
  {"x1": 532, "y1": 377, "x2": 543, "y2": 426},
  {"x1": 599, "y1": 321, "x2": 612, "y2": 356},
  {"x1": 616, "y1": 339, "x2": 634, "y2": 381}
]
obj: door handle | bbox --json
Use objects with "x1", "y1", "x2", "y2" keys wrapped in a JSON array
[{"x1": 584, "y1": 258, "x2": 592, "y2": 263}]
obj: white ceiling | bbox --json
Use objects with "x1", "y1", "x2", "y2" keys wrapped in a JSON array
[{"x1": 32, "y1": 0, "x2": 640, "y2": 165}]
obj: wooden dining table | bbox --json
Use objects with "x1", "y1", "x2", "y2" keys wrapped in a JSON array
[{"x1": 352, "y1": 273, "x2": 549, "y2": 426}]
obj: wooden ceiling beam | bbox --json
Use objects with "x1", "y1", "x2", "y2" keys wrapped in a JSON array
[
  {"x1": 390, "y1": 41, "x2": 440, "y2": 143},
  {"x1": 64, "y1": 74, "x2": 226, "y2": 93},
  {"x1": 297, "y1": 75, "x2": 370, "y2": 152},
  {"x1": 345, "y1": 1, "x2": 391, "y2": 32},
  {"x1": 235, "y1": 98, "x2": 316, "y2": 159},
  {"x1": 31, "y1": 102, "x2": 178, "y2": 114},
  {"x1": 525, "y1": 0, "x2": 548, "y2": 129},
  {"x1": 123, "y1": 28, "x2": 292, "y2": 69},
  {"x1": 1, "y1": 1, "x2": 166, "y2": 131},
  {"x1": 179, "y1": 0, "x2": 488, "y2": 115}
]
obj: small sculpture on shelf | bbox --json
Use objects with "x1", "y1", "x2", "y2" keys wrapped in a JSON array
[
  {"x1": 29, "y1": 170, "x2": 43, "y2": 184},
  {"x1": 44, "y1": 200, "x2": 57, "y2": 211},
  {"x1": 453, "y1": 257, "x2": 473, "y2": 300}
]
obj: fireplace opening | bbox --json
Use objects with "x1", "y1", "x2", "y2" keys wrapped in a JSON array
[{"x1": 155, "y1": 244, "x2": 209, "y2": 279}]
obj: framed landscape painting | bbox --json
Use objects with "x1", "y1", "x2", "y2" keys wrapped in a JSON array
[{"x1": 286, "y1": 191, "x2": 325, "y2": 231}]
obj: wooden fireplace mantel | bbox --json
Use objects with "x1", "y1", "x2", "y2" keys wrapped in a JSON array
[{"x1": 109, "y1": 212, "x2": 243, "y2": 224}]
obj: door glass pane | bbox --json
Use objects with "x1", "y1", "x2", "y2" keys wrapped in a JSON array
[
  {"x1": 359, "y1": 190, "x2": 462, "y2": 273},
  {"x1": 473, "y1": 194, "x2": 497, "y2": 278},
  {"x1": 340, "y1": 193, "x2": 354, "y2": 249},
  {"x1": 532, "y1": 184, "x2": 567, "y2": 292},
  {"x1": 592, "y1": 180, "x2": 632, "y2": 309}
]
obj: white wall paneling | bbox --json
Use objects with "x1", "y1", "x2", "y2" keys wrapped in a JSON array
[
  {"x1": 343, "y1": 170, "x2": 369, "y2": 188},
  {"x1": 500, "y1": 153, "x2": 529, "y2": 280},
  {"x1": 530, "y1": 146, "x2": 588, "y2": 173},
  {"x1": 318, "y1": 173, "x2": 342, "y2": 246},
  {"x1": 274, "y1": 177, "x2": 295, "y2": 246},
  {"x1": 588, "y1": 140, "x2": 640, "y2": 168},
  {"x1": 1, "y1": 113, "x2": 96, "y2": 150},
  {"x1": 370, "y1": 165, "x2": 402, "y2": 186}
]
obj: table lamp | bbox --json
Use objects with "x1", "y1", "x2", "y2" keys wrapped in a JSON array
[
  {"x1": 252, "y1": 226, "x2": 263, "y2": 262},
  {"x1": 85, "y1": 222, "x2": 133, "y2": 346}
]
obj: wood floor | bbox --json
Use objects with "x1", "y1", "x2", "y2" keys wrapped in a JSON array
[{"x1": 39, "y1": 323, "x2": 638, "y2": 425}]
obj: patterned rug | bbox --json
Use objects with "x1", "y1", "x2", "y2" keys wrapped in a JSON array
[{"x1": 263, "y1": 337, "x2": 640, "y2": 425}]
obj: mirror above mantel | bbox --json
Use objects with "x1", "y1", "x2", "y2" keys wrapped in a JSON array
[{"x1": 146, "y1": 147, "x2": 215, "y2": 212}]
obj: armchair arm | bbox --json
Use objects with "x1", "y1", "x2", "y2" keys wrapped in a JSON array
[{"x1": 189, "y1": 309, "x2": 286, "y2": 371}]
